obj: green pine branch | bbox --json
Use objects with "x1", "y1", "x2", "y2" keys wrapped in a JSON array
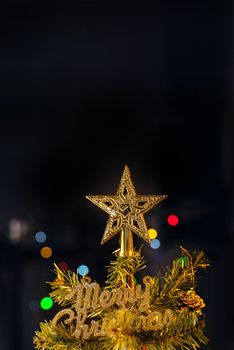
[
  {"x1": 34, "y1": 247, "x2": 210, "y2": 350},
  {"x1": 105, "y1": 248, "x2": 146, "y2": 289},
  {"x1": 49, "y1": 265, "x2": 79, "y2": 307}
]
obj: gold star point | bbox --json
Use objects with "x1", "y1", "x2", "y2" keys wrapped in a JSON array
[{"x1": 86, "y1": 166, "x2": 167, "y2": 245}]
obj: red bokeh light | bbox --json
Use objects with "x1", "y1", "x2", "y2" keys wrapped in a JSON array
[
  {"x1": 167, "y1": 214, "x2": 179, "y2": 226},
  {"x1": 57, "y1": 261, "x2": 68, "y2": 271}
]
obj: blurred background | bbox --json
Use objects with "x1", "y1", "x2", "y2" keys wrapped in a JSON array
[{"x1": 0, "y1": 1, "x2": 233, "y2": 349}]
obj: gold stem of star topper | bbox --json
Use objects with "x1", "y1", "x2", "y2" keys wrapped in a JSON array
[
  {"x1": 119, "y1": 227, "x2": 135, "y2": 289},
  {"x1": 119, "y1": 227, "x2": 134, "y2": 258}
]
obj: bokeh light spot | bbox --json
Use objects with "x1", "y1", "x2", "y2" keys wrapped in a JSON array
[
  {"x1": 57, "y1": 261, "x2": 68, "y2": 271},
  {"x1": 40, "y1": 246, "x2": 52, "y2": 259},
  {"x1": 77, "y1": 265, "x2": 89, "y2": 276},
  {"x1": 167, "y1": 214, "x2": 179, "y2": 226},
  {"x1": 35, "y1": 231, "x2": 47, "y2": 243},
  {"x1": 29, "y1": 300, "x2": 39, "y2": 312},
  {"x1": 40, "y1": 297, "x2": 53, "y2": 310},
  {"x1": 150, "y1": 239, "x2": 161, "y2": 249},
  {"x1": 148, "y1": 228, "x2": 157, "y2": 239}
]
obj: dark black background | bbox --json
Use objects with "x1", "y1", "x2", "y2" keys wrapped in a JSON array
[{"x1": 0, "y1": 1, "x2": 233, "y2": 349}]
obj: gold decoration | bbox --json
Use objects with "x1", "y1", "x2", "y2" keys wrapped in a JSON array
[
  {"x1": 34, "y1": 167, "x2": 210, "y2": 350},
  {"x1": 86, "y1": 165, "x2": 167, "y2": 257},
  {"x1": 34, "y1": 247, "x2": 209, "y2": 350},
  {"x1": 51, "y1": 275, "x2": 174, "y2": 340},
  {"x1": 179, "y1": 288, "x2": 205, "y2": 315}
]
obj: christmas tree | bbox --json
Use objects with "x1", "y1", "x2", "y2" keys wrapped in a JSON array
[{"x1": 34, "y1": 166, "x2": 209, "y2": 350}]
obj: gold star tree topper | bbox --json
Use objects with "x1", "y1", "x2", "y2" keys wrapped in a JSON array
[{"x1": 86, "y1": 166, "x2": 167, "y2": 256}]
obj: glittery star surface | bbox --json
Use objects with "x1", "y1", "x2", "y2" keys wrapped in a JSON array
[{"x1": 86, "y1": 166, "x2": 167, "y2": 245}]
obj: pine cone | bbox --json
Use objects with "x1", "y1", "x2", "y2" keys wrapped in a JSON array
[{"x1": 179, "y1": 289, "x2": 205, "y2": 315}]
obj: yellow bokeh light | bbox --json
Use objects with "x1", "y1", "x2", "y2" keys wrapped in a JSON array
[
  {"x1": 148, "y1": 228, "x2": 157, "y2": 239},
  {"x1": 40, "y1": 246, "x2": 52, "y2": 259}
]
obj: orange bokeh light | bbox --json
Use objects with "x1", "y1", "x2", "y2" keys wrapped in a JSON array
[{"x1": 40, "y1": 246, "x2": 52, "y2": 258}]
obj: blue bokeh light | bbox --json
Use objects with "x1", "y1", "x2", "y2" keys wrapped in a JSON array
[
  {"x1": 77, "y1": 265, "x2": 89, "y2": 276},
  {"x1": 35, "y1": 231, "x2": 47, "y2": 243},
  {"x1": 150, "y1": 239, "x2": 160, "y2": 249}
]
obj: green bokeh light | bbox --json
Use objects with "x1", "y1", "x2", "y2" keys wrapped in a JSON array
[{"x1": 40, "y1": 297, "x2": 53, "y2": 310}]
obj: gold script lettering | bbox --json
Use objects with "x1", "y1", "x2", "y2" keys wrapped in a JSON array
[{"x1": 51, "y1": 276, "x2": 174, "y2": 340}]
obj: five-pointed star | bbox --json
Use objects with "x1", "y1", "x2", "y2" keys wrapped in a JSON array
[{"x1": 86, "y1": 166, "x2": 167, "y2": 245}]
